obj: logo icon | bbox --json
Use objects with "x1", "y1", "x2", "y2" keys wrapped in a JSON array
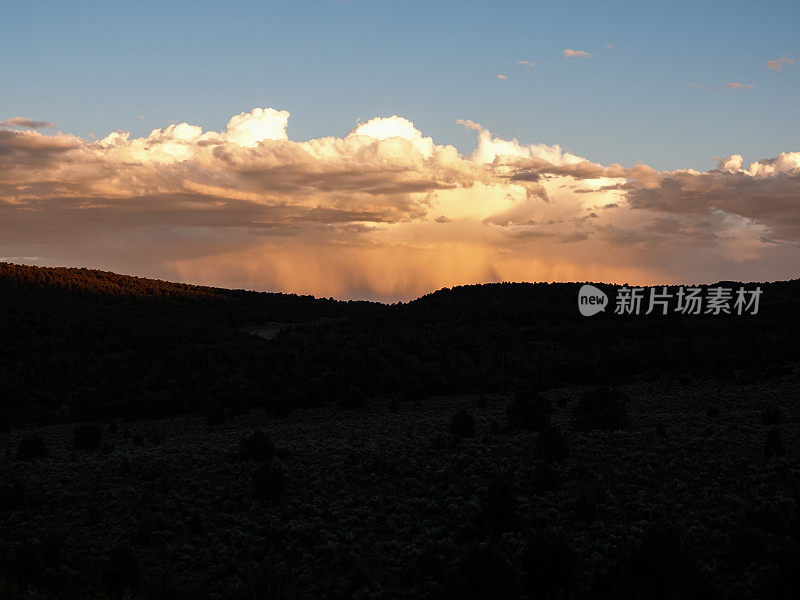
[{"x1": 578, "y1": 284, "x2": 608, "y2": 317}]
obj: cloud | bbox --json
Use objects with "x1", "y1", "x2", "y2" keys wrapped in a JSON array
[
  {"x1": 766, "y1": 54, "x2": 795, "y2": 71},
  {"x1": 564, "y1": 49, "x2": 591, "y2": 59},
  {"x1": 0, "y1": 117, "x2": 54, "y2": 130},
  {"x1": 1, "y1": 108, "x2": 799, "y2": 300},
  {"x1": 456, "y1": 119, "x2": 482, "y2": 131},
  {"x1": 725, "y1": 82, "x2": 755, "y2": 89},
  {"x1": 496, "y1": 74, "x2": 507, "y2": 80},
  {"x1": 517, "y1": 60, "x2": 535, "y2": 68},
  {"x1": 626, "y1": 153, "x2": 800, "y2": 242}
]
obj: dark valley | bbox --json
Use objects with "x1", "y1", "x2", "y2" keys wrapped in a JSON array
[{"x1": 2, "y1": 263, "x2": 800, "y2": 599}]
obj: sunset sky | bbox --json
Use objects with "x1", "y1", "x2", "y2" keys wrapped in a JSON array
[{"x1": 1, "y1": 0, "x2": 799, "y2": 300}]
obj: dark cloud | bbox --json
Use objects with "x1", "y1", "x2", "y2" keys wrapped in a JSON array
[
  {"x1": 0, "y1": 117, "x2": 55, "y2": 130},
  {"x1": 627, "y1": 167, "x2": 800, "y2": 241}
]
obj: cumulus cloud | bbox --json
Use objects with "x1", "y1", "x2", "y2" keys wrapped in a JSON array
[
  {"x1": 1, "y1": 107, "x2": 799, "y2": 300},
  {"x1": 517, "y1": 60, "x2": 535, "y2": 68},
  {"x1": 1, "y1": 117, "x2": 54, "y2": 130},
  {"x1": 627, "y1": 153, "x2": 800, "y2": 242},
  {"x1": 766, "y1": 54, "x2": 795, "y2": 71},
  {"x1": 496, "y1": 74, "x2": 507, "y2": 79},
  {"x1": 564, "y1": 49, "x2": 591, "y2": 59},
  {"x1": 726, "y1": 82, "x2": 755, "y2": 89}
]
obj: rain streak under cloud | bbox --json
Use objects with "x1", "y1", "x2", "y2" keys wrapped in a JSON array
[{"x1": 1, "y1": 108, "x2": 799, "y2": 301}]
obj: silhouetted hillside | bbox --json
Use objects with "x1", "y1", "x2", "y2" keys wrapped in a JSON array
[
  {"x1": 3, "y1": 263, "x2": 800, "y2": 599},
  {"x1": 1, "y1": 262, "x2": 799, "y2": 427}
]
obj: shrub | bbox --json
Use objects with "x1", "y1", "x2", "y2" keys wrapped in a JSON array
[
  {"x1": 400, "y1": 382, "x2": 427, "y2": 403},
  {"x1": 240, "y1": 560, "x2": 303, "y2": 600},
  {"x1": 482, "y1": 479, "x2": 518, "y2": 534},
  {"x1": 523, "y1": 531, "x2": 577, "y2": 598},
  {"x1": 765, "y1": 427, "x2": 786, "y2": 458},
  {"x1": 507, "y1": 389, "x2": 552, "y2": 431},
  {"x1": 535, "y1": 426, "x2": 570, "y2": 462},
  {"x1": 572, "y1": 486, "x2": 606, "y2": 523},
  {"x1": 72, "y1": 422, "x2": 103, "y2": 450},
  {"x1": 443, "y1": 541, "x2": 519, "y2": 600},
  {"x1": 16, "y1": 434, "x2": 48, "y2": 461},
  {"x1": 571, "y1": 387, "x2": 629, "y2": 431},
  {"x1": 531, "y1": 461, "x2": 561, "y2": 494},
  {"x1": 416, "y1": 542, "x2": 446, "y2": 578},
  {"x1": 101, "y1": 541, "x2": 142, "y2": 593},
  {"x1": 761, "y1": 406, "x2": 784, "y2": 425},
  {"x1": 252, "y1": 462, "x2": 288, "y2": 502},
  {"x1": 449, "y1": 409, "x2": 475, "y2": 442},
  {"x1": 239, "y1": 431, "x2": 276, "y2": 463},
  {"x1": 0, "y1": 473, "x2": 32, "y2": 512},
  {"x1": 591, "y1": 521, "x2": 718, "y2": 599},
  {"x1": 337, "y1": 386, "x2": 367, "y2": 410},
  {"x1": 204, "y1": 404, "x2": 227, "y2": 427},
  {"x1": 146, "y1": 428, "x2": 165, "y2": 445}
]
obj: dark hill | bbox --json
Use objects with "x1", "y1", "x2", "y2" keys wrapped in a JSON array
[{"x1": 1, "y1": 262, "x2": 799, "y2": 426}]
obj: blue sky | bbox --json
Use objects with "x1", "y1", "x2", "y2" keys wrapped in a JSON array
[
  {"x1": 1, "y1": 0, "x2": 798, "y2": 170},
  {"x1": 0, "y1": 0, "x2": 800, "y2": 169}
]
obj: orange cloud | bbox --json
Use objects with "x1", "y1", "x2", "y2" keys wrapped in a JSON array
[
  {"x1": 1, "y1": 109, "x2": 798, "y2": 300},
  {"x1": 0, "y1": 117, "x2": 54, "y2": 130},
  {"x1": 766, "y1": 54, "x2": 795, "y2": 71},
  {"x1": 564, "y1": 49, "x2": 591, "y2": 59}
]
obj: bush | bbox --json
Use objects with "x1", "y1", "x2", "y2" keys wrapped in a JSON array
[
  {"x1": 337, "y1": 386, "x2": 367, "y2": 410},
  {"x1": 765, "y1": 427, "x2": 786, "y2": 458},
  {"x1": 16, "y1": 434, "x2": 48, "y2": 461},
  {"x1": 507, "y1": 389, "x2": 552, "y2": 431},
  {"x1": 443, "y1": 541, "x2": 519, "y2": 600},
  {"x1": 0, "y1": 473, "x2": 32, "y2": 512},
  {"x1": 523, "y1": 531, "x2": 577, "y2": 598},
  {"x1": 572, "y1": 486, "x2": 606, "y2": 523},
  {"x1": 101, "y1": 541, "x2": 142, "y2": 593},
  {"x1": 572, "y1": 387, "x2": 629, "y2": 431},
  {"x1": 204, "y1": 404, "x2": 227, "y2": 427},
  {"x1": 400, "y1": 382, "x2": 427, "y2": 403},
  {"x1": 240, "y1": 560, "x2": 303, "y2": 600},
  {"x1": 761, "y1": 406, "x2": 784, "y2": 425},
  {"x1": 531, "y1": 461, "x2": 561, "y2": 494},
  {"x1": 535, "y1": 426, "x2": 570, "y2": 462},
  {"x1": 482, "y1": 479, "x2": 518, "y2": 534},
  {"x1": 449, "y1": 409, "x2": 475, "y2": 442},
  {"x1": 72, "y1": 422, "x2": 103, "y2": 450},
  {"x1": 239, "y1": 431, "x2": 276, "y2": 463},
  {"x1": 591, "y1": 521, "x2": 718, "y2": 599},
  {"x1": 252, "y1": 462, "x2": 288, "y2": 502}
]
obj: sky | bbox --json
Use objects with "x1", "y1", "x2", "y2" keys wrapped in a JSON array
[{"x1": 1, "y1": 0, "x2": 799, "y2": 300}]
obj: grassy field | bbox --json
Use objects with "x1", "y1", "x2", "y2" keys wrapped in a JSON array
[{"x1": 3, "y1": 369, "x2": 799, "y2": 599}]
